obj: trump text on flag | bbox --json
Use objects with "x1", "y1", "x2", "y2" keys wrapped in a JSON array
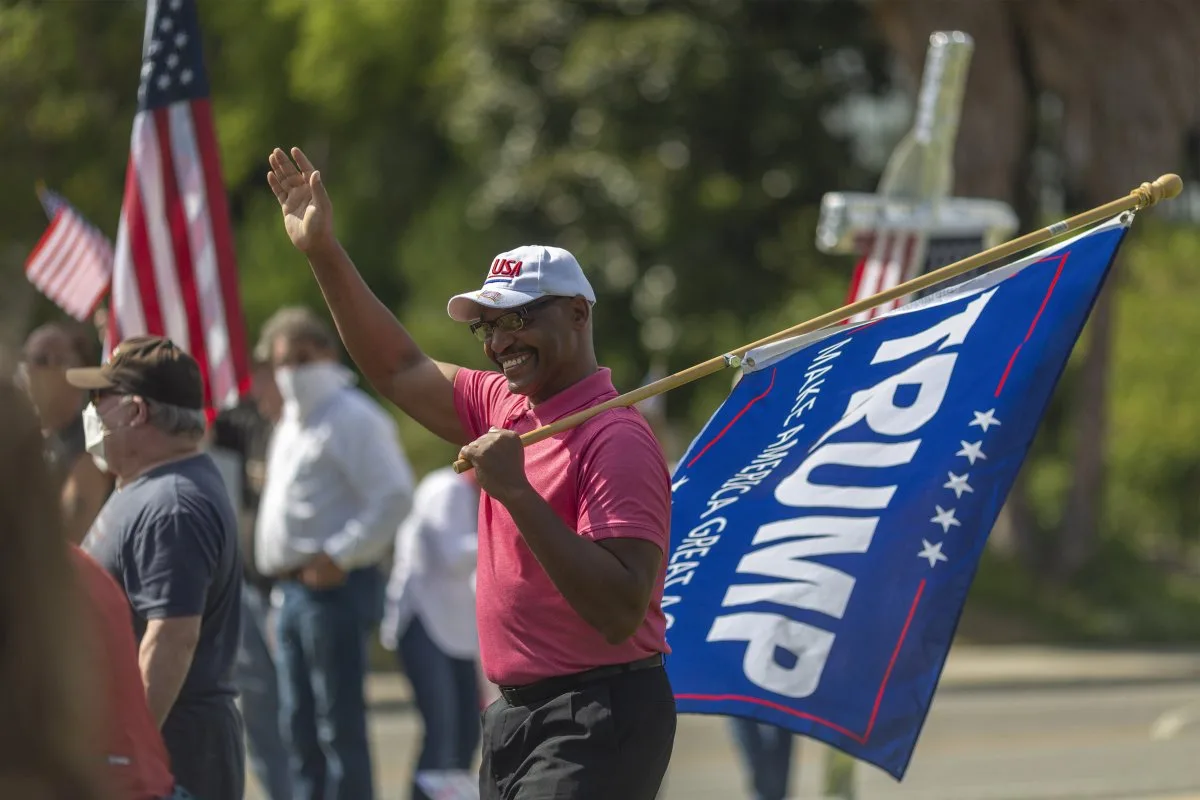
[{"x1": 663, "y1": 215, "x2": 1132, "y2": 780}]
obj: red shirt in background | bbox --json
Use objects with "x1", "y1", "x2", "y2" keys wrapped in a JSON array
[{"x1": 70, "y1": 545, "x2": 176, "y2": 800}]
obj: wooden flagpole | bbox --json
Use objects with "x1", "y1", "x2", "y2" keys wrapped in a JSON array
[{"x1": 453, "y1": 173, "x2": 1182, "y2": 473}]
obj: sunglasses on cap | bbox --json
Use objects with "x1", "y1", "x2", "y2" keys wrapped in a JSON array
[{"x1": 468, "y1": 296, "x2": 560, "y2": 343}]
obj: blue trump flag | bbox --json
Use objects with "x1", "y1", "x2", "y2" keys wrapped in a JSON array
[{"x1": 663, "y1": 214, "x2": 1132, "y2": 779}]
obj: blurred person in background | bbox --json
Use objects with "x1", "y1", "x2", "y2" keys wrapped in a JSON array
[
  {"x1": 254, "y1": 306, "x2": 415, "y2": 800},
  {"x1": 211, "y1": 356, "x2": 293, "y2": 800},
  {"x1": 382, "y1": 466, "x2": 482, "y2": 800},
  {"x1": 728, "y1": 720, "x2": 795, "y2": 800},
  {"x1": 70, "y1": 335, "x2": 246, "y2": 800},
  {"x1": 0, "y1": 366, "x2": 113, "y2": 800},
  {"x1": 20, "y1": 320, "x2": 113, "y2": 540}
]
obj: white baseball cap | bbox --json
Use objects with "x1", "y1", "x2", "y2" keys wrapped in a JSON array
[{"x1": 446, "y1": 245, "x2": 597, "y2": 322}]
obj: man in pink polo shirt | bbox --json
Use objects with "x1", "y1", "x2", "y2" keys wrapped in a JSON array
[{"x1": 268, "y1": 147, "x2": 676, "y2": 799}]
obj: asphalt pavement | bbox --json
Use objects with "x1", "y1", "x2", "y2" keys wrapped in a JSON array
[{"x1": 245, "y1": 646, "x2": 1200, "y2": 800}]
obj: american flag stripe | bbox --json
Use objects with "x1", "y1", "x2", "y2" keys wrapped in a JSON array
[
  {"x1": 110, "y1": 0, "x2": 249, "y2": 415},
  {"x1": 118, "y1": 152, "x2": 159, "y2": 339},
  {"x1": 154, "y1": 107, "x2": 210, "y2": 387},
  {"x1": 136, "y1": 113, "x2": 189, "y2": 349},
  {"x1": 30, "y1": 219, "x2": 84, "y2": 298},
  {"x1": 192, "y1": 99, "x2": 247, "y2": 406},
  {"x1": 846, "y1": 230, "x2": 922, "y2": 323},
  {"x1": 170, "y1": 100, "x2": 241, "y2": 407},
  {"x1": 24, "y1": 192, "x2": 113, "y2": 322},
  {"x1": 27, "y1": 217, "x2": 89, "y2": 313}
]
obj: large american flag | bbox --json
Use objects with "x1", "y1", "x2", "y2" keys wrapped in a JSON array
[
  {"x1": 109, "y1": 0, "x2": 249, "y2": 414},
  {"x1": 24, "y1": 187, "x2": 114, "y2": 321},
  {"x1": 844, "y1": 232, "x2": 986, "y2": 323}
]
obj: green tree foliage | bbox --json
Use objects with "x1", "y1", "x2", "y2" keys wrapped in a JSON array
[{"x1": 434, "y1": 0, "x2": 888, "y2": 440}]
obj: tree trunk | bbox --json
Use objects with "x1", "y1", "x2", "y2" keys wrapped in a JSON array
[
  {"x1": 873, "y1": 0, "x2": 1200, "y2": 580},
  {"x1": 1055, "y1": 280, "x2": 1113, "y2": 577}
]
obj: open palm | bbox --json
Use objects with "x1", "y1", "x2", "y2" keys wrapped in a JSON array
[{"x1": 267, "y1": 147, "x2": 333, "y2": 252}]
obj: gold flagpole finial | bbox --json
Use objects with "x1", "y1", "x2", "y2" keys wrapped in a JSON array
[{"x1": 1133, "y1": 174, "x2": 1183, "y2": 209}]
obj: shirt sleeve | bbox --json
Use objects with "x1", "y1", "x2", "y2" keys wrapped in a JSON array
[
  {"x1": 125, "y1": 507, "x2": 219, "y2": 620},
  {"x1": 453, "y1": 368, "x2": 510, "y2": 439},
  {"x1": 323, "y1": 401, "x2": 416, "y2": 570},
  {"x1": 575, "y1": 413, "x2": 672, "y2": 553}
]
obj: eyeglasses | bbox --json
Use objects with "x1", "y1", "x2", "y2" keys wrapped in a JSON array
[{"x1": 468, "y1": 297, "x2": 559, "y2": 343}]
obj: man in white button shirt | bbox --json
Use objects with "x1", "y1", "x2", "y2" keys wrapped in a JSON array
[
  {"x1": 254, "y1": 306, "x2": 415, "y2": 800},
  {"x1": 382, "y1": 466, "x2": 482, "y2": 800}
]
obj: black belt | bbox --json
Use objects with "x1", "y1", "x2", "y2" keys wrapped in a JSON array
[{"x1": 499, "y1": 654, "x2": 664, "y2": 707}]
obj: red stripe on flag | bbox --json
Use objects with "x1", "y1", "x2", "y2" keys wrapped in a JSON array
[
  {"x1": 25, "y1": 212, "x2": 66, "y2": 279},
  {"x1": 24, "y1": 210, "x2": 112, "y2": 321},
  {"x1": 122, "y1": 150, "x2": 165, "y2": 336},
  {"x1": 994, "y1": 252, "x2": 1070, "y2": 397},
  {"x1": 43, "y1": 223, "x2": 89, "y2": 303},
  {"x1": 32, "y1": 218, "x2": 85, "y2": 295},
  {"x1": 154, "y1": 108, "x2": 213, "y2": 409},
  {"x1": 191, "y1": 99, "x2": 249, "y2": 396}
]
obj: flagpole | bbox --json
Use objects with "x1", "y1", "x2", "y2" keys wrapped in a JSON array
[{"x1": 452, "y1": 173, "x2": 1182, "y2": 473}]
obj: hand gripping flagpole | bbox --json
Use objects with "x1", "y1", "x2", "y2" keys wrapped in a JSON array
[{"x1": 452, "y1": 173, "x2": 1182, "y2": 474}]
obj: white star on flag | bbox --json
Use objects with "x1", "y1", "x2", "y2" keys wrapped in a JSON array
[
  {"x1": 957, "y1": 440, "x2": 987, "y2": 465},
  {"x1": 918, "y1": 539, "x2": 948, "y2": 568},
  {"x1": 970, "y1": 409, "x2": 1002, "y2": 433},
  {"x1": 944, "y1": 471, "x2": 974, "y2": 499},
  {"x1": 930, "y1": 505, "x2": 961, "y2": 534}
]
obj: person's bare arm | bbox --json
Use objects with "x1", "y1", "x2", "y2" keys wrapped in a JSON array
[
  {"x1": 61, "y1": 455, "x2": 110, "y2": 545},
  {"x1": 138, "y1": 616, "x2": 201, "y2": 728},
  {"x1": 503, "y1": 489, "x2": 662, "y2": 644},
  {"x1": 267, "y1": 147, "x2": 468, "y2": 444}
]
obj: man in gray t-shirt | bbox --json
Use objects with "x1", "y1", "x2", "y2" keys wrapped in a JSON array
[{"x1": 70, "y1": 335, "x2": 244, "y2": 800}]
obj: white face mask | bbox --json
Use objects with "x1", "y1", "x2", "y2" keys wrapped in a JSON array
[
  {"x1": 82, "y1": 403, "x2": 110, "y2": 472},
  {"x1": 274, "y1": 362, "x2": 349, "y2": 415},
  {"x1": 82, "y1": 398, "x2": 131, "y2": 473}
]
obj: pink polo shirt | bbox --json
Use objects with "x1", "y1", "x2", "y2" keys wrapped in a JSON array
[{"x1": 454, "y1": 366, "x2": 671, "y2": 686}]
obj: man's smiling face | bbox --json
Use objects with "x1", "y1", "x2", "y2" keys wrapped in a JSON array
[{"x1": 476, "y1": 295, "x2": 588, "y2": 402}]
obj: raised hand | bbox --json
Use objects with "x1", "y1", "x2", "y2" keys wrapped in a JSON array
[{"x1": 267, "y1": 147, "x2": 333, "y2": 253}]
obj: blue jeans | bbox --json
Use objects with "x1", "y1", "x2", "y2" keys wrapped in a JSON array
[
  {"x1": 235, "y1": 583, "x2": 293, "y2": 800},
  {"x1": 396, "y1": 615, "x2": 481, "y2": 800},
  {"x1": 276, "y1": 568, "x2": 381, "y2": 800},
  {"x1": 728, "y1": 717, "x2": 794, "y2": 800}
]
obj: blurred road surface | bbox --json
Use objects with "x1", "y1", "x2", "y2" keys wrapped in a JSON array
[{"x1": 245, "y1": 648, "x2": 1200, "y2": 800}]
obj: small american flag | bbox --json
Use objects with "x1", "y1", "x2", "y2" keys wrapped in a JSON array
[
  {"x1": 844, "y1": 231, "x2": 986, "y2": 323},
  {"x1": 24, "y1": 186, "x2": 114, "y2": 321},
  {"x1": 108, "y1": 0, "x2": 249, "y2": 415}
]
